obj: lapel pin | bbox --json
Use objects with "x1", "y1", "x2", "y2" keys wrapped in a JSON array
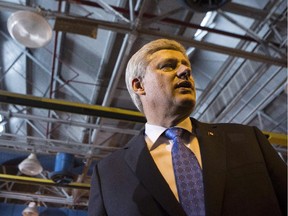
[{"x1": 208, "y1": 131, "x2": 214, "y2": 136}]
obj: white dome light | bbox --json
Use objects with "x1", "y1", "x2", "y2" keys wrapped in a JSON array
[
  {"x1": 22, "y1": 202, "x2": 39, "y2": 216},
  {"x1": 18, "y1": 153, "x2": 43, "y2": 176},
  {"x1": 7, "y1": 10, "x2": 52, "y2": 48}
]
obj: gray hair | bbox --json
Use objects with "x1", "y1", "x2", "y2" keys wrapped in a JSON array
[{"x1": 125, "y1": 38, "x2": 188, "y2": 113}]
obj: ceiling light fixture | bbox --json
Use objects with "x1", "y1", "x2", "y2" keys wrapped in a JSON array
[
  {"x1": 7, "y1": 10, "x2": 52, "y2": 48},
  {"x1": 22, "y1": 202, "x2": 39, "y2": 216},
  {"x1": 18, "y1": 153, "x2": 43, "y2": 176}
]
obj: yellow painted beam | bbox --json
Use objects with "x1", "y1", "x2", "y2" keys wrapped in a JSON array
[
  {"x1": 0, "y1": 174, "x2": 90, "y2": 189},
  {"x1": 0, "y1": 90, "x2": 146, "y2": 123},
  {"x1": 0, "y1": 90, "x2": 286, "y2": 147},
  {"x1": 262, "y1": 131, "x2": 287, "y2": 147}
]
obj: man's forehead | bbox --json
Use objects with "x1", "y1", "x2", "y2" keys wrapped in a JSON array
[
  {"x1": 150, "y1": 49, "x2": 186, "y2": 57},
  {"x1": 149, "y1": 49, "x2": 190, "y2": 64}
]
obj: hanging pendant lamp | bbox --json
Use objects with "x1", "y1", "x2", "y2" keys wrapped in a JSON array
[
  {"x1": 22, "y1": 202, "x2": 39, "y2": 216},
  {"x1": 18, "y1": 153, "x2": 43, "y2": 176},
  {"x1": 7, "y1": 10, "x2": 52, "y2": 48}
]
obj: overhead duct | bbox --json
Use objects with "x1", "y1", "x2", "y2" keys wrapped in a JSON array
[
  {"x1": 178, "y1": 0, "x2": 231, "y2": 12},
  {"x1": 49, "y1": 152, "x2": 75, "y2": 184}
]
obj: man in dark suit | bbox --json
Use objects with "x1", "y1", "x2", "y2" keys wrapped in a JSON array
[{"x1": 88, "y1": 39, "x2": 287, "y2": 216}]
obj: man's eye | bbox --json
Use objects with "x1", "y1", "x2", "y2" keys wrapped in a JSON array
[{"x1": 160, "y1": 63, "x2": 175, "y2": 71}]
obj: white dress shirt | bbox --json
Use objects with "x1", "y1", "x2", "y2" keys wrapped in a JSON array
[{"x1": 145, "y1": 117, "x2": 202, "y2": 201}]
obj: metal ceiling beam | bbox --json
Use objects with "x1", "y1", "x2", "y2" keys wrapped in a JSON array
[
  {"x1": 221, "y1": 2, "x2": 283, "y2": 21},
  {"x1": 0, "y1": 174, "x2": 90, "y2": 189},
  {"x1": 242, "y1": 81, "x2": 286, "y2": 125},
  {"x1": 0, "y1": 2, "x2": 286, "y2": 67},
  {"x1": 0, "y1": 134, "x2": 118, "y2": 158},
  {"x1": 0, "y1": 90, "x2": 146, "y2": 123},
  {"x1": 71, "y1": 0, "x2": 278, "y2": 44},
  {"x1": 262, "y1": 131, "x2": 287, "y2": 147},
  {"x1": 0, "y1": 90, "x2": 286, "y2": 146},
  {"x1": 0, "y1": 30, "x2": 90, "y2": 103},
  {"x1": 138, "y1": 29, "x2": 286, "y2": 67},
  {"x1": 0, "y1": 191, "x2": 87, "y2": 206},
  {"x1": 76, "y1": 0, "x2": 285, "y2": 22},
  {"x1": 216, "y1": 66, "x2": 283, "y2": 123},
  {"x1": 57, "y1": 18, "x2": 287, "y2": 67},
  {"x1": 0, "y1": 110, "x2": 139, "y2": 135}
]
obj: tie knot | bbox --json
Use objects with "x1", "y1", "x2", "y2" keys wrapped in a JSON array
[{"x1": 165, "y1": 127, "x2": 185, "y2": 140}]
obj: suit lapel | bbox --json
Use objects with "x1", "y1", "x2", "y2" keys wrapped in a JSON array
[
  {"x1": 192, "y1": 118, "x2": 227, "y2": 216},
  {"x1": 124, "y1": 120, "x2": 227, "y2": 216},
  {"x1": 124, "y1": 131, "x2": 186, "y2": 216}
]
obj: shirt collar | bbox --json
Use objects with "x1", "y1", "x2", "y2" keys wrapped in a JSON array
[{"x1": 145, "y1": 117, "x2": 192, "y2": 149}]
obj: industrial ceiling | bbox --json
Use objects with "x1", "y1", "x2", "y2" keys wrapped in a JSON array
[{"x1": 0, "y1": 0, "x2": 287, "y2": 211}]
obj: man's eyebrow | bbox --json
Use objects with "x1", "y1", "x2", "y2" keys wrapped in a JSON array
[
  {"x1": 156, "y1": 58, "x2": 177, "y2": 65},
  {"x1": 182, "y1": 59, "x2": 190, "y2": 66},
  {"x1": 161, "y1": 57, "x2": 177, "y2": 62},
  {"x1": 156, "y1": 56, "x2": 191, "y2": 66}
]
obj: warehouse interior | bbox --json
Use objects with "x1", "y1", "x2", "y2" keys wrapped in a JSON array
[{"x1": 0, "y1": 0, "x2": 287, "y2": 215}]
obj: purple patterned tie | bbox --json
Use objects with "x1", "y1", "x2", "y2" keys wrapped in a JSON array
[{"x1": 165, "y1": 128, "x2": 205, "y2": 216}]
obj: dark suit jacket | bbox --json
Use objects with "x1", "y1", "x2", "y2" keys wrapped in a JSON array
[{"x1": 88, "y1": 118, "x2": 287, "y2": 216}]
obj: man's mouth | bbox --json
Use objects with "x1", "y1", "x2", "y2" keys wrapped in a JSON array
[{"x1": 176, "y1": 81, "x2": 193, "y2": 89}]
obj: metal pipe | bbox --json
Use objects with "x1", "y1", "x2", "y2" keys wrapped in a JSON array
[{"x1": 129, "y1": 0, "x2": 135, "y2": 23}]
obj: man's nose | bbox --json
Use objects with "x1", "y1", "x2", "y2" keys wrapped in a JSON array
[{"x1": 177, "y1": 65, "x2": 191, "y2": 79}]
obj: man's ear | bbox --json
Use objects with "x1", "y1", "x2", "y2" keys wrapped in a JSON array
[{"x1": 132, "y1": 78, "x2": 145, "y2": 95}]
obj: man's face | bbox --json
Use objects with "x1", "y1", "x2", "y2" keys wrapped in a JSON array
[{"x1": 141, "y1": 49, "x2": 196, "y2": 114}]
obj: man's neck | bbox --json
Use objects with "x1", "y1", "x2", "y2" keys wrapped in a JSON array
[{"x1": 146, "y1": 114, "x2": 190, "y2": 128}]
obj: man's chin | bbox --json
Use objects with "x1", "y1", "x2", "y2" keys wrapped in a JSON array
[{"x1": 177, "y1": 97, "x2": 196, "y2": 112}]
